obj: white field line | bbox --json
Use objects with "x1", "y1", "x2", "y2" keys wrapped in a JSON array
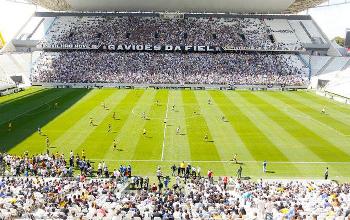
[
  {"x1": 89, "y1": 159, "x2": 350, "y2": 164},
  {"x1": 161, "y1": 92, "x2": 170, "y2": 161}
]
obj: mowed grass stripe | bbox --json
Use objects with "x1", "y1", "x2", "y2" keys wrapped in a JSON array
[
  {"x1": 235, "y1": 92, "x2": 344, "y2": 177},
  {"x1": 281, "y1": 92, "x2": 350, "y2": 134},
  {"x1": 0, "y1": 88, "x2": 72, "y2": 125},
  {"x1": 50, "y1": 89, "x2": 118, "y2": 153},
  {"x1": 182, "y1": 90, "x2": 221, "y2": 161},
  {"x1": 197, "y1": 91, "x2": 257, "y2": 175},
  {"x1": 217, "y1": 92, "x2": 288, "y2": 161},
  {"x1": 163, "y1": 90, "x2": 191, "y2": 161},
  {"x1": 209, "y1": 91, "x2": 256, "y2": 162},
  {"x1": 71, "y1": 90, "x2": 130, "y2": 158},
  {"x1": 301, "y1": 92, "x2": 350, "y2": 114},
  {"x1": 100, "y1": 90, "x2": 145, "y2": 160},
  {"x1": 0, "y1": 87, "x2": 44, "y2": 105},
  {"x1": 17, "y1": 89, "x2": 105, "y2": 153},
  {"x1": 260, "y1": 92, "x2": 350, "y2": 154},
  {"x1": 253, "y1": 92, "x2": 350, "y2": 161},
  {"x1": 232, "y1": 92, "x2": 321, "y2": 162},
  {"x1": 102, "y1": 90, "x2": 155, "y2": 161},
  {"x1": 6, "y1": 89, "x2": 90, "y2": 154},
  {"x1": 132, "y1": 90, "x2": 169, "y2": 160},
  {"x1": 198, "y1": 91, "x2": 255, "y2": 161}
]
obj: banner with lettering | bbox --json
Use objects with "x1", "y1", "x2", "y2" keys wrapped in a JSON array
[{"x1": 39, "y1": 44, "x2": 299, "y2": 53}]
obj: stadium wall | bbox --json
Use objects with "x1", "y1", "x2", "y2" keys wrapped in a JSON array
[{"x1": 31, "y1": 82, "x2": 307, "y2": 91}]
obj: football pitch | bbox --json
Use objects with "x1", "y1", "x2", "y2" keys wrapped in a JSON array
[{"x1": 1, "y1": 87, "x2": 350, "y2": 181}]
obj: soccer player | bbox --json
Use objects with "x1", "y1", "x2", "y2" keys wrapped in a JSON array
[
  {"x1": 232, "y1": 153, "x2": 238, "y2": 164},
  {"x1": 208, "y1": 99, "x2": 211, "y2": 105},
  {"x1": 321, "y1": 106, "x2": 326, "y2": 114},
  {"x1": 176, "y1": 126, "x2": 180, "y2": 135},
  {"x1": 108, "y1": 124, "x2": 112, "y2": 133},
  {"x1": 142, "y1": 112, "x2": 146, "y2": 120},
  {"x1": 82, "y1": 149, "x2": 85, "y2": 160},
  {"x1": 204, "y1": 134, "x2": 208, "y2": 142},
  {"x1": 113, "y1": 112, "x2": 116, "y2": 120},
  {"x1": 156, "y1": 100, "x2": 159, "y2": 106},
  {"x1": 46, "y1": 136, "x2": 50, "y2": 148},
  {"x1": 172, "y1": 105, "x2": 175, "y2": 111},
  {"x1": 263, "y1": 160, "x2": 267, "y2": 173},
  {"x1": 324, "y1": 167, "x2": 329, "y2": 180},
  {"x1": 143, "y1": 128, "x2": 147, "y2": 136},
  {"x1": 38, "y1": 127, "x2": 42, "y2": 135},
  {"x1": 222, "y1": 116, "x2": 225, "y2": 122},
  {"x1": 8, "y1": 122, "x2": 12, "y2": 132},
  {"x1": 237, "y1": 166, "x2": 242, "y2": 179},
  {"x1": 89, "y1": 118, "x2": 94, "y2": 126},
  {"x1": 113, "y1": 139, "x2": 117, "y2": 151}
]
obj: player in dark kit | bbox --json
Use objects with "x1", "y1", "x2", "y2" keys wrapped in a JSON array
[
  {"x1": 108, "y1": 124, "x2": 112, "y2": 132},
  {"x1": 324, "y1": 167, "x2": 329, "y2": 180},
  {"x1": 46, "y1": 136, "x2": 50, "y2": 148},
  {"x1": 204, "y1": 134, "x2": 208, "y2": 142},
  {"x1": 113, "y1": 139, "x2": 117, "y2": 151},
  {"x1": 89, "y1": 118, "x2": 94, "y2": 126}
]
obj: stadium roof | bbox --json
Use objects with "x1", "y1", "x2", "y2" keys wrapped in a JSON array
[{"x1": 20, "y1": 0, "x2": 326, "y2": 13}]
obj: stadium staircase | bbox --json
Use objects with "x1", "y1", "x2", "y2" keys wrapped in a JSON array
[
  {"x1": 317, "y1": 57, "x2": 334, "y2": 75},
  {"x1": 297, "y1": 54, "x2": 309, "y2": 68},
  {"x1": 26, "y1": 18, "x2": 45, "y2": 40},
  {"x1": 341, "y1": 59, "x2": 350, "y2": 71},
  {"x1": 299, "y1": 21, "x2": 313, "y2": 42}
]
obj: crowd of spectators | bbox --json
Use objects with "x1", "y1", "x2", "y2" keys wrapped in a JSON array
[
  {"x1": 42, "y1": 16, "x2": 303, "y2": 51},
  {"x1": 0, "y1": 152, "x2": 349, "y2": 219},
  {"x1": 31, "y1": 51, "x2": 307, "y2": 86}
]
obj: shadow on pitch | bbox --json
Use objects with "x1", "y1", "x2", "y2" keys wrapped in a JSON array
[
  {"x1": 240, "y1": 176, "x2": 251, "y2": 180},
  {"x1": 0, "y1": 88, "x2": 91, "y2": 152},
  {"x1": 232, "y1": 162, "x2": 244, "y2": 165},
  {"x1": 0, "y1": 88, "x2": 47, "y2": 107}
]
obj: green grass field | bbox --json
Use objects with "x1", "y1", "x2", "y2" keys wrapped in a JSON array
[{"x1": 1, "y1": 87, "x2": 350, "y2": 181}]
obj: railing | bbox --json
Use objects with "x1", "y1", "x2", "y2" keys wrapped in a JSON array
[{"x1": 320, "y1": 90, "x2": 350, "y2": 104}]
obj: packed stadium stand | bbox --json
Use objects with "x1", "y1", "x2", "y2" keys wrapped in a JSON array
[
  {"x1": 22, "y1": 13, "x2": 336, "y2": 87},
  {"x1": 2, "y1": 0, "x2": 350, "y2": 218},
  {"x1": 31, "y1": 52, "x2": 307, "y2": 86},
  {"x1": 0, "y1": 152, "x2": 348, "y2": 219}
]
